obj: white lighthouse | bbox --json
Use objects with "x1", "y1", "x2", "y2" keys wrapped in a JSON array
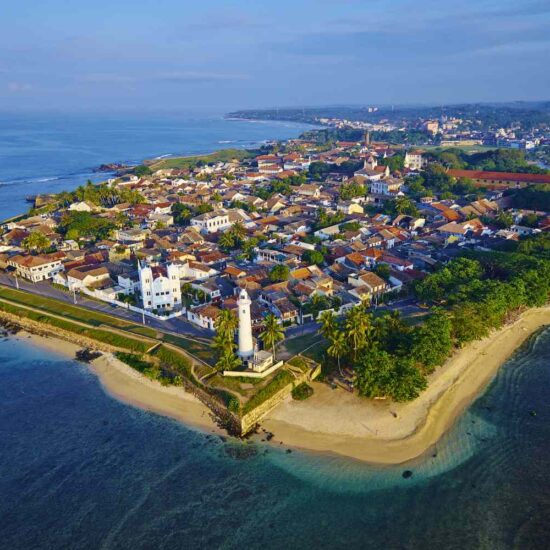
[{"x1": 237, "y1": 289, "x2": 254, "y2": 360}]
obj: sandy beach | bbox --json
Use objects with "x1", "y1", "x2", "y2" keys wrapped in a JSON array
[
  {"x1": 260, "y1": 306, "x2": 550, "y2": 464},
  {"x1": 88, "y1": 353, "x2": 221, "y2": 434},
  {"x1": 15, "y1": 330, "x2": 220, "y2": 435},
  {"x1": 10, "y1": 306, "x2": 550, "y2": 465}
]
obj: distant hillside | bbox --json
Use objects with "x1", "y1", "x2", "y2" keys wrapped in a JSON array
[{"x1": 228, "y1": 101, "x2": 550, "y2": 131}]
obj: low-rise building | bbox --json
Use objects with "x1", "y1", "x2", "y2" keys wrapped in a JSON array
[{"x1": 9, "y1": 252, "x2": 64, "y2": 282}]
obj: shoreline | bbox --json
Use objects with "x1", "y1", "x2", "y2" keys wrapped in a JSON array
[
  {"x1": 6, "y1": 306, "x2": 550, "y2": 465},
  {"x1": 12, "y1": 330, "x2": 221, "y2": 435},
  {"x1": 258, "y1": 306, "x2": 550, "y2": 464}
]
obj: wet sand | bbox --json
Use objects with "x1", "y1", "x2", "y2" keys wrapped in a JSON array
[{"x1": 260, "y1": 306, "x2": 550, "y2": 464}]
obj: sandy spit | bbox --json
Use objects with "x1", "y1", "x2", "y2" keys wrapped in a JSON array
[{"x1": 259, "y1": 306, "x2": 550, "y2": 464}]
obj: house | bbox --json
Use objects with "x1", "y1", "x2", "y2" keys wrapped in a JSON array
[
  {"x1": 9, "y1": 252, "x2": 65, "y2": 282},
  {"x1": 404, "y1": 150, "x2": 426, "y2": 171},
  {"x1": 187, "y1": 304, "x2": 221, "y2": 330},
  {"x1": 190, "y1": 209, "x2": 231, "y2": 233},
  {"x1": 336, "y1": 201, "x2": 364, "y2": 215},
  {"x1": 68, "y1": 201, "x2": 96, "y2": 212},
  {"x1": 447, "y1": 169, "x2": 550, "y2": 189},
  {"x1": 66, "y1": 265, "x2": 111, "y2": 290},
  {"x1": 370, "y1": 178, "x2": 403, "y2": 196},
  {"x1": 178, "y1": 261, "x2": 218, "y2": 281},
  {"x1": 296, "y1": 184, "x2": 321, "y2": 199},
  {"x1": 347, "y1": 271, "x2": 389, "y2": 303}
]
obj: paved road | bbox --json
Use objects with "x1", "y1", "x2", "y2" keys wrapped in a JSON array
[{"x1": 0, "y1": 273, "x2": 212, "y2": 340}]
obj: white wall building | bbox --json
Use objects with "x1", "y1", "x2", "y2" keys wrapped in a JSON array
[
  {"x1": 190, "y1": 209, "x2": 231, "y2": 233},
  {"x1": 9, "y1": 253, "x2": 64, "y2": 282},
  {"x1": 404, "y1": 151, "x2": 427, "y2": 171},
  {"x1": 138, "y1": 261, "x2": 182, "y2": 311}
]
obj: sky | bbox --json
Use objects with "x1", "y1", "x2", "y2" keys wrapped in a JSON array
[{"x1": 1, "y1": 0, "x2": 550, "y2": 112}]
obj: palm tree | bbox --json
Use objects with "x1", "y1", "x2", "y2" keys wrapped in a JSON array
[
  {"x1": 231, "y1": 221, "x2": 246, "y2": 241},
  {"x1": 260, "y1": 313, "x2": 285, "y2": 361},
  {"x1": 327, "y1": 329, "x2": 347, "y2": 376},
  {"x1": 345, "y1": 305, "x2": 371, "y2": 361},
  {"x1": 22, "y1": 231, "x2": 50, "y2": 253},
  {"x1": 218, "y1": 231, "x2": 235, "y2": 251},
  {"x1": 215, "y1": 348, "x2": 241, "y2": 372},
  {"x1": 319, "y1": 310, "x2": 337, "y2": 340},
  {"x1": 214, "y1": 309, "x2": 238, "y2": 341}
]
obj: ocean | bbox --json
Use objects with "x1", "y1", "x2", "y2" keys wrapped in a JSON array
[
  {"x1": 1, "y1": 112, "x2": 550, "y2": 549},
  {"x1": 1, "y1": 329, "x2": 550, "y2": 549},
  {"x1": 0, "y1": 111, "x2": 315, "y2": 219}
]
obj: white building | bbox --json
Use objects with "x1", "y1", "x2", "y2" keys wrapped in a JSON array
[
  {"x1": 370, "y1": 178, "x2": 403, "y2": 196},
  {"x1": 190, "y1": 209, "x2": 231, "y2": 233},
  {"x1": 9, "y1": 253, "x2": 64, "y2": 282},
  {"x1": 404, "y1": 151, "x2": 427, "y2": 171},
  {"x1": 237, "y1": 289, "x2": 254, "y2": 360},
  {"x1": 138, "y1": 261, "x2": 182, "y2": 311}
]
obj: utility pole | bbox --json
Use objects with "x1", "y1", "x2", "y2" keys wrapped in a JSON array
[
  {"x1": 15, "y1": 273, "x2": 19, "y2": 289},
  {"x1": 142, "y1": 309, "x2": 146, "y2": 326},
  {"x1": 73, "y1": 288, "x2": 77, "y2": 304}
]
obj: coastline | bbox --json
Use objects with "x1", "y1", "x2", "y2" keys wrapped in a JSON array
[
  {"x1": 13, "y1": 330, "x2": 221, "y2": 435},
  {"x1": 6, "y1": 306, "x2": 550, "y2": 465},
  {"x1": 258, "y1": 306, "x2": 550, "y2": 464}
]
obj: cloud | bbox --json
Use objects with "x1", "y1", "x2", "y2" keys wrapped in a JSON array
[
  {"x1": 77, "y1": 71, "x2": 250, "y2": 86},
  {"x1": 7, "y1": 82, "x2": 32, "y2": 92},
  {"x1": 156, "y1": 71, "x2": 250, "y2": 83},
  {"x1": 79, "y1": 73, "x2": 135, "y2": 84}
]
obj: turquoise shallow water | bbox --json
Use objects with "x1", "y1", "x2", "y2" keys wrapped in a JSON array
[{"x1": 1, "y1": 329, "x2": 550, "y2": 549}]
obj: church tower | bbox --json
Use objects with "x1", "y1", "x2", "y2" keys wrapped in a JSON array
[
  {"x1": 138, "y1": 260, "x2": 153, "y2": 309},
  {"x1": 237, "y1": 289, "x2": 254, "y2": 360}
]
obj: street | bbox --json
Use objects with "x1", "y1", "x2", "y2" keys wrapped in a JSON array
[{"x1": 0, "y1": 272, "x2": 212, "y2": 341}]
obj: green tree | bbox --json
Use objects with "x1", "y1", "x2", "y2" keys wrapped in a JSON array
[
  {"x1": 409, "y1": 310, "x2": 453, "y2": 373},
  {"x1": 344, "y1": 305, "x2": 372, "y2": 360},
  {"x1": 134, "y1": 165, "x2": 152, "y2": 177},
  {"x1": 327, "y1": 329, "x2": 347, "y2": 375},
  {"x1": 260, "y1": 314, "x2": 285, "y2": 361},
  {"x1": 22, "y1": 231, "x2": 51, "y2": 253},
  {"x1": 319, "y1": 310, "x2": 338, "y2": 340},
  {"x1": 218, "y1": 231, "x2": 236, "y2": 251},
  {"x1": 269, "y1": 264, "x2": 290, "y2": 282},
  {"x1": 303, "y1": 249, "x2": 325, "y2": 266}
]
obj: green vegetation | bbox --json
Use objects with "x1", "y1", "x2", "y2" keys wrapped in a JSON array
[
  {"x1": 0, "y1": 299, "x2": 149, "y2": 353},
  {"x1": 511, "y1": 184, "x2": 550, "y2": 211},
  {"x1": 133, "y1": 165, "x2": 152, "y2": 177},
  {"x1": 260, "y1": 314, "x2": 285, "y2": 361},
  {"x1": 212, "y1": 309, "x2": 240, "y2": 371},
  {"x1": 58, "y1": 211, "x2": 117, "y2": 241},
  {"x1": 114, "y1": 352, "x2": 171, "y2": 384},
  {"x1": 339, "y1": 181, "x2": 366, "y2": 200},
  {"x1": 316, "y1": 241, "x2": 550, "y2": 402},
  {"x1": 269, "y1": 264, "x2": 290, "y2": 282},
  {"x1": 149, "y1": 149, "x2": 255, "y2": 171},
  {"x1": 429, "y1": 148, "x2": 549, "y2": 175},
  {"x1": 22, "y1": 231, "x2": 51, "y2": 253},
  {"x1": 56, "y1": 180, "x2": 145, "y2": 209},
  {"x1": 291, "y1": 382, "x2": 314, "y2": 400},
  {"x1": 242, "y1": 370, "x2": 294, "y2": 414},
  {"x1": 314, "y1": 208, "x2": 345, "y2": 230},
  {"x1": 152, "y1": 345, "x2": 192, "y2": 377}
]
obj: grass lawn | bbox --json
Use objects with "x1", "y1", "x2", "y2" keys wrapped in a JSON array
[
  {"x1": 149, "y1": 149, "x2": 255, "y2": 171},
  {"x1": 161, "y1": 333, "x2": 216, "y2": 366},
  {"x1": 283, "y1": 331, "x2": 324, "y2": 356},
  {"x1": 0, "y1": 287, "x2": 140, "y2": 330},
  {"x1": 0, "y1": 299, "x2": 150, "y2": 353}
]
